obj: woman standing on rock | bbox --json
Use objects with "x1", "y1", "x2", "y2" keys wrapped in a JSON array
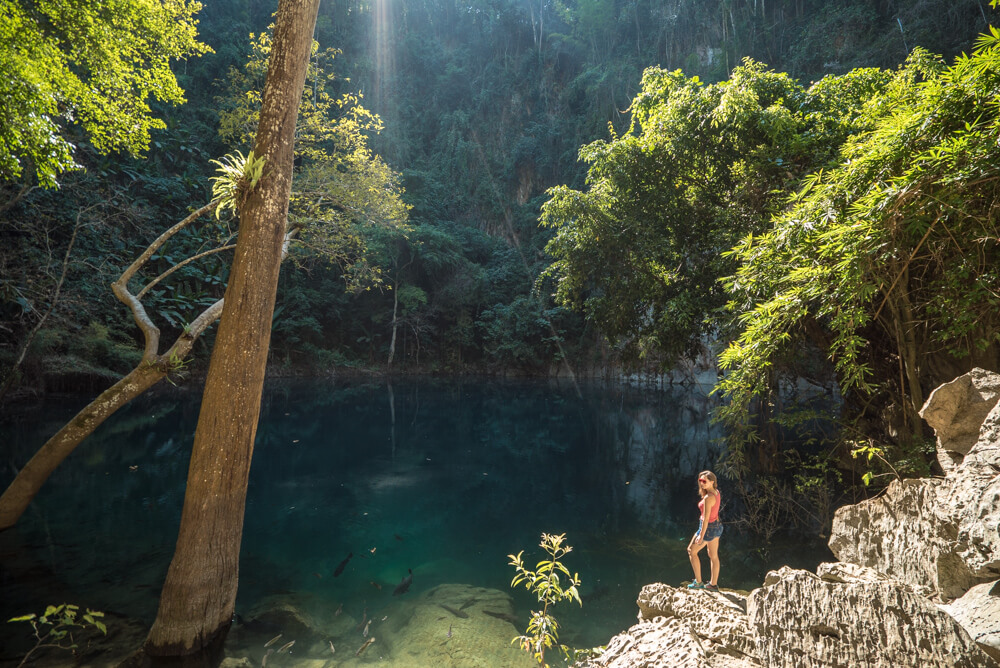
[{"x1": 687, "y1": 470, "x2": 722, "y2": 591}]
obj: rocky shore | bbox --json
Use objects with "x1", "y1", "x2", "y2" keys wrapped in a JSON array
[{"x1": 580, "y1": 368, "x2": 1000, "y2": 667}]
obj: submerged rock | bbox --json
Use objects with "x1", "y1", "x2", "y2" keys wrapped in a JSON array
[{"x1": 225, "y1": 583, "x2": 533, "y2": 667}]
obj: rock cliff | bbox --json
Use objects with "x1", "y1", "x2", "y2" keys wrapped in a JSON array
[{"x1": 580, "y1": 368, "x2": 1000, "y2": 667}]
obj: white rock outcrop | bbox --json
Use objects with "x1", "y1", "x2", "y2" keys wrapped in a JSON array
[
  {"x1": 920, "y1": 366, "x2": 1000, "y2": 469},
  {"x1": 748, "y1": 565, "x2": 992, "y2": 667},
  {"x1": 939, "y1": 579, "x2": 1000, "y2": 663}
]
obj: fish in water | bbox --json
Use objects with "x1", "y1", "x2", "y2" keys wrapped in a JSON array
[
  {"x1": 356, "y1": 637, "x2": 375, "y2": 656},
  {"x1": 261, "y1": 648, "x2": 274, "y2": 668},
  {"x1": 394, "y1": 534, "x2": 404, "y2": 541},
  {"x1": 447, "y1": 624, "x2": 453, "y2": 639},
  {"x1": 438, "y1": 604, "x2": 469, "y2": 619},
  {"x1": 483, "y1": 609, "x2": 519, "y2": 625},
  {"x1": 333, "y1": 552, "x2": 353, "y2": 577},
  {"x1": 264, "y1": 634, "x2": 282, "y2": 648},
  {"x1": 392, "y1": 568, "x2": 413, "y2": 596},
  {"x1": 370, "y1": 581, "x2": 382, "y2": 592},
  {"x1": 459, "y1": 598, "x2": 477, "y2": 611},
  {"x1": 362, "y1": 619, "x2": 371, "y2": 637},
  {"x1": 277, "y1": 640, "x2": 295, "y2": 654},
  {"x1": 329, "y1": 641, "x2": 336, "y2": 655},
  {"x1": 334, "y1": 603, "x2": 343, "y2": 617},
  {"x1": 355, "y1": 607, "x2": 368, "y2": 631}
]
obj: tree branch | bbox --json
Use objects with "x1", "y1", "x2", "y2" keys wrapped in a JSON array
[{"x1": 137, "y1": 244, "x2": 237, "y2": 299}]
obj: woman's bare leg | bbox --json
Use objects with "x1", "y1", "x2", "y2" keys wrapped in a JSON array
[
  {"x1": 707, "y1": 538, "x2": 720, "y2": 586},
  {"x1": 687, "y1": 534, "x2": 706, "y2": 583}
]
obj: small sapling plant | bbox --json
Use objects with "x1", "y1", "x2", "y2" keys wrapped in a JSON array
[
  {"x1": 508, "y1": 532, "x2": 582, "y2": 667},
  {"x1": 8, "y1": 604, "x2": 107, "y2": 668}
]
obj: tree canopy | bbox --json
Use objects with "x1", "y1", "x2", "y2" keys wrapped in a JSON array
[
  {"x1": 718, "y1": 37, "x2": 1000, "y2": 445},
  {"x1": 0, "y1": 0, "x2": 209, "y2": 188},
  {"x1": 539, "y1": 60, "x2": 891, "y2": 365}
]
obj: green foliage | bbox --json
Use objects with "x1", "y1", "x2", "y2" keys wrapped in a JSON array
[
  {"x1": 509, "y1": 533, "x2": 582, "y2": 667},
  {"x1": 539, "y1": 58, "x2": 882, "y2": 367},
  {"x1": 0, "y1": 0, "x2": 210, "y2": 187},
  {"x1": 8, "y1": 604, "x2": 106, "y2": 668},
  {"x1": 849, "y1": 436, "x2": 934, "y2": 487},
  {"x1": 3, "y1": 0, "x2": 996, "y2": 385},
  {"x1": 718, "y1": 38, "x2": 1000, "y2": 451},
  {"x1": 215, "y1": 25, "x2": 408, "y2": 278}
]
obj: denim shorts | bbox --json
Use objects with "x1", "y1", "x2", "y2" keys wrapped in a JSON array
[{"x1": 696, "y1": 519, "x2": 723, "y2": 542}]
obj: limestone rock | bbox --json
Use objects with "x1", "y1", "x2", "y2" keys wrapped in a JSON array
[
  {"x1": 637, "y1": 583, "x2": 756, "y2": 659},
  {"x1": 939, "y1": 579, "x2": 1000, "y2": 662},
  {"x1": 574, "y1": 617, "x2": 714, "y2": 668},
  {"x1": 815, "y1": 560, "x2": 934, "y2": 596},
  {"x1": 944, "y1": 398, "x2": 1000, "y2": 580},
  {"x1": 919, "y1": 367, "x2": 1000, "y2": 466},
  {"x1": 747, "y1": 566, "x2": 996, "y2": 668},
  {"x1": 828, "y1": 477, "x2": 979, "y2": 599},
  {"x1": 241, "y1": 594, "x2": 333, "y2": 644}
]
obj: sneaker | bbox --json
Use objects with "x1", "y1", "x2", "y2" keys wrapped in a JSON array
[
  {"x1": 704, "y1": 583, "x2": 719, "y2": 592},
  {"x1": 686, "y1": 581, "x2": 705, "y2": 589}
]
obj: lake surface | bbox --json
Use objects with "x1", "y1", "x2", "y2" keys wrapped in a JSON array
[{"x1": 0, "y1": 377, "x2": 832, "y2": 665}]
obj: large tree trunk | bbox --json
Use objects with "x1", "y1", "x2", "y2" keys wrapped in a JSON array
[{"x1": 140, "y1": 0, "x2": 319, "y2": 663}]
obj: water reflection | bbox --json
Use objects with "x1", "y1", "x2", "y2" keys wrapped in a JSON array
[{"x1": 0, "y1": 377, "x2": 829, "y2": 656}]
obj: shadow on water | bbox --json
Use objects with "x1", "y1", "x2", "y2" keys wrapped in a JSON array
[{"x1": 0, "y1": 377, "x2": 832, "y2": 666}]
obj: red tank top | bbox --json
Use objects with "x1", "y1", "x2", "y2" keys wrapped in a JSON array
[{"x1": 699, "y1": 491, "x2": 720, "y2": 523}]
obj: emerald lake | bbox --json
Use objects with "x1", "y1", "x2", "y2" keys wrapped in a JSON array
[{"x1": 0, "y1": 377, "x2": 832, "y2": 664}]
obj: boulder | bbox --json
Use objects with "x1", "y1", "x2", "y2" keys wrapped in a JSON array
[
  {"x1": 828, "y1": 477, "x2": 977, "y2": 599},
  {"x1": 219, "y1": 660, "x2": 254, "y2": 668},
  {"x1": 943, "y1": 398, "x2": 1000, "y2": 580},
  {"x1": 939, "y1": 579, "x2": 1000, "y2": 663},
  {"x1": 830, "y1": 369, "x2": 1000, "y2": 600},
  {"x1": 574, "y1": 617, "x2": 714, "y2": 668},
  {"x1": 919, "y1": 367, "x2": 1000, "y2": 469},
  {"x1": 747, "y1": 566, "x2": 996, "y2": 668},
  {"x1": 637, "y1": 583, "x2": 756, "y2": 659}
]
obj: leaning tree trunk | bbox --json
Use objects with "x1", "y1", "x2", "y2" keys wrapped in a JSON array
[
  {"x1": 141, "y1": 0, "x2": 319, "y2": 663},
  {"x1": 0, "y1": 200, "x2": 227, "y2": 532}
]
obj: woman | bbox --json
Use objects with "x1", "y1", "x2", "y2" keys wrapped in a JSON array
[{"x1": 687, "y1": 470, "x2": 722, "y2": 591}]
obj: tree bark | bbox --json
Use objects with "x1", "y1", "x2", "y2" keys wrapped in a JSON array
[{"x1": 141, "y1": 0, "x2": 319, "y2": 663}]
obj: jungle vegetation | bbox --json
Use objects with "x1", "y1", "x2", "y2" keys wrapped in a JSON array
[{"x1": 2, "y1": 0, "x2": 999, "y2": 514}]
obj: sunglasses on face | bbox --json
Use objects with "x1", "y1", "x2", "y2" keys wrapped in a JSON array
[{"x1": 698, "y1": 478, "x2": 708, "y2": 483}]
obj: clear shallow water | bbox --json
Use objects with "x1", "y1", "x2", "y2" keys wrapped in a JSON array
[{"x1": 0, "y1": 377, "x2": 832, "y2": 662}]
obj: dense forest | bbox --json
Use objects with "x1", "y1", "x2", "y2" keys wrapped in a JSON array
[{"x1": 2, "y1": 0, "x2": 1000, "y2": 490}]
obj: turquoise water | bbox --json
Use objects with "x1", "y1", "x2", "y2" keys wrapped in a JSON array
[{"x1": 0, "y1": 377, "x2": 831, "y2": 661}]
